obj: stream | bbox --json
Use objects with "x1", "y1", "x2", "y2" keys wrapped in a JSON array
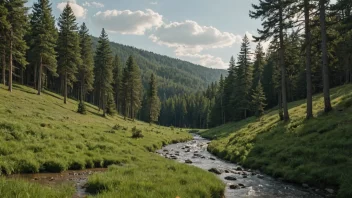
[
  {"x1": 157, "y1": 134, "x2": 329, "y2": 198},
  {"x1": 7, "y1": 135, "x2": 332, "y2": 198}
]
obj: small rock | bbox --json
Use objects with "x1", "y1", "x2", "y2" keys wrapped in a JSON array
[
  {"x1": 224, "y1": 170, "x2": 230, "y2": 173},
  {"x1": 238, "y1": 183, "x2": 245, "y2": 187},
  {"x1": 185, "y1": 146, "x2": 190, "y2": 149},
  {"x1": 185, "y1": 149, "x2": 191, "y2": 152},
  {"x1": 257, "y1": 174, "x2": 264, "y2": 179},
  {"x1": 49, "y1": 177, "x2": 54, "y2": 181},
  {"x1": 325, "y1": 188, "x2": 334, "y2": 194},
  {"x1": 209, "y1": 157, "x2": 216, "y2": 160},
  {"x1": 243, "y1": 175, "x2": 248, "y2": 178},
  {"x1": 185, "y1": 159, "x2": 193, "y2": 164},
  {"x1": 302, "y1": 183, "x2": 309, "y2": 188},
  {"x1": 251, "y1": 172, "x2": 257, "y2": 176},
  {"x1": 236, "y1": 167, "x2": 243, "y2": 171},
  {"x1": 201, "y1": 156, "x2": 206, "y2": 159},
  {"x1": 224, "y1": 176, "x2": 237, "y2": 181},
  {"x1": 33, "y1": 177, "x2": 39, "y2": 180},
  {"x1": 229, "y1": 184, "x2": 240, "y2": 189},
  {"x1": 163, "y1": 149, "x2": 168, "y2": 152},
  {"x1": 208, "y1": 168, "x2": 223, "y2": 175}
]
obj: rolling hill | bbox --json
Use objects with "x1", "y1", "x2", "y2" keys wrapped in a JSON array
[{"x1": 91, "y1": 37, "x2": 227, "y2": 99}]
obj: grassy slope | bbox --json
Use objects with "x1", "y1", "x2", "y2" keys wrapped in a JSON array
[
  {"x1": 0, "y1": 84, "x2": 224, "y2": 198},
  {"x1": 199, "y1": 85, "x2": 352, "y2": 198}
]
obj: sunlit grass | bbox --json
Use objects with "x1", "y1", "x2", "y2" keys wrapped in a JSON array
[
  {"x1": 199, "y1": 84, "x2": 352, "y2": 198},
  {"x1": 0, "y1": 84, "x2": 224, "y2": 197}
]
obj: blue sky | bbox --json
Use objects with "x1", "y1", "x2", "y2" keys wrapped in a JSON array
[{"x1": 26, "y1": 0, "x2": 265, "y2": 69}]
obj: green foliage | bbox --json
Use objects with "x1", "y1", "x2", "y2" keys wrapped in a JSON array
[
  {"x1": 131, "y1": 126, "x2": 143, "y2": 138},
  {"x1": 77, "y1": 101, "x2": 87, "y2": 114},
  {"x1": 94, "y1": 28, "x2": 113, "y2": 116},
  {"x1": 78, "y1": 22, "x2": 94, "y2": 99},
  {"x1": 251, "y1": 81, "x2": 266, "y2": 117},
  {"x1": 57, "y1": 3, "x2": 81, "y2": 102},
  {"x1": 200, "y1": 84, "x2": 352, "y2": 196},
  {"x1": 0, "y1": 84, "x2": 224, "y2": 197}
]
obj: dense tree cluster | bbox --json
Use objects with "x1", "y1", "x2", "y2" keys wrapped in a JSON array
[
  {"x1": 1, "y1": 0, "x2": 351, "y2": 128},
  {"x1": 159, "y1": 0, "x2": 352, "y2": 128}
]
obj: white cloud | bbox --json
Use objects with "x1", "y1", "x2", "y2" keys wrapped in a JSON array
[
  {"x1": 57, "y1": 1, "x2": 87, "y2": 19},
  {"x1": 149, "y1": 20, "x2": 240, "y2": 68},
  {"x1": 93, "y1": 9, "x2": 163, "y2": 35},
  {"x1": 150, "y1": 20, "x2": 241, "y2": 51},
  {"x1": 150, "y1": 2, "x2": 158, "y2": 5},
  {"x1": 176, "y1": 52, "x2": 228, "y2": 69},
  {"x1": 83, "y1": 1, "x2": 104, "y2": 8}
]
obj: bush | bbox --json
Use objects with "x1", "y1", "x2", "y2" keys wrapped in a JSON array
[
  {"x1": 15, "y1": 159, "x2": 40, "y2": 173},
  {"x1": 77, "y1": 101, "x2": 87, "y2": 114},
  {"x1": 131, "y1": 127, "x2": 144, "y2": 138},
  {"x1": 69, "y1": 158, "x2": 86, "y2": 170},
  {"x1": 42, "y1": 160, "x2": 67, "y2": 173},
  {"x1": 112, "y1": 124, "x2": 122, "y2": 130}
]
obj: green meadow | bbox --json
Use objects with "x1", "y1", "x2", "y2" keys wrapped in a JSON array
[
  {"x1": 199, "y1": 84, "x2": 352, "y2": 198},
  {"x1": 0, "y1": 84, "x2": 224, "y2": 198}
]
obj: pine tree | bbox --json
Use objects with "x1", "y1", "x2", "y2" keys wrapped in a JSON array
[
  {"x1": 126, "y1": 56, "x2": 142, "y2": 119},
  {"x1": 235, "y1": 35, "x2": 253, "y2": 119},
  {"x1": 147, "y1": 73, "x2": 161, "y2": 123},
  {"x1": 30, "y1": 0, "x2": 57, "y2": 95},
  {"x1": 5, "y1": 0, "x2": 28, "y2": 92},
  {"x1": 250, "y1": 0, "x2": 294, "y2": 121},
  {"x1": 252, "y1": 81, "x2": 267, "y2": 117},
  {"x1": 0, "y1": 2, "x2": 9, "y2": 86},
  {"x1": 252, "y1": 42, "x2": 265, "y2": 88},
  {"x1": 112, "y1": 54, "x2": 122, "y2": 113},
  {"x1": 77, "y1": 22, "x2": 94, "y2": 113},
  {"x1": 319, "y1": 0, "x2": 332, "y2": 112},
  {"x1": 223, "y1": 56, "x2": 236, "y2": 121},
  {"x1": 120, "y1": 66, "x2": 129, "y2": 119},
  {"x1": 94, "y1": 28, "x2": 114, "y2": 117},
  {"x1": 57, "y1": 3, "x2": 81, "y2": 104}
]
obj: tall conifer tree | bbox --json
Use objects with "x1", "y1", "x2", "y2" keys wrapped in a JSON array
[
  {"x1": 5, "y1": 0, "x2": 28, "y2": 92},
  {"x1": 57, "y1": 3, "x2": 81, "y2": 104},
  {"x1": 112, "y1": 54, "x2": 122, "y2": 113},
  {"x1": 0, "y1": 2, "x2": 9, "y2": 86},
  {"x1": 147, "y1": 73, "x2": 161, "y2": 123},
  {"x1": 30, "y1": 0, "x2": 57, "y2": 95},
  {"x1": 94, "y1": 28, "x2": 113, "y2": 116},
  {"x1": 250, "y1": 0, "x2": 294, "y2": 121}
]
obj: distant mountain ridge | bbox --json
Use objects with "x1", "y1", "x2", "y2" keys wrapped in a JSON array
[{"x1": 91, "y1": 37, "x2": 227, "y2": 99}]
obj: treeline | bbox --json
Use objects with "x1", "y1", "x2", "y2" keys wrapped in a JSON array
[
  {"x1": 0, "y1": 1, "x2": 161, "y2": 121},
  {"x1": 159, "y1": 0, "x2": 352, "y2": 128}
]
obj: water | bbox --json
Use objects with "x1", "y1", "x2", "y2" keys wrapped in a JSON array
[{"x1": 157, "y1": 135, "x2": 327, "y2": 198}]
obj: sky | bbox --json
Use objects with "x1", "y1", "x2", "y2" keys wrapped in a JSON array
[{"x1": 26, "y1": 0, "x2": 268, "y2": 69}]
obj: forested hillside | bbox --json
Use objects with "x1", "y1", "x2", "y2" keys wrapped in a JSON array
[{"x1": 91, "y1": 37, "x2": 227, "y2": 99}]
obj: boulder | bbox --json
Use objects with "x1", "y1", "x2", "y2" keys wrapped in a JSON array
[
  {"x1": 185, "y1": 159, "x2": 193, "y2": 164},
  {"x1": 302, "y1": 183, "x2": 309, "y2": 188},
  {"x1": 208, "y1": 168, "x2": 223, "y2": 175},
  {"x1": 229, "y1": 184, "x2": 240, "y2": 189},
  {"x1": 325, "y1": 188, "x2": 334, "y2": 194},
  {"x1": 257, "y1": 174, "x2": 264, "y2": 179},
  {"x1": 224, "y1": 175, "x2": 237, "y2": 181},
  {"x1": 236, "y1": 167, "x2": 243, "y2": 171},
  {"x1": 209, "y1": 157, "x2": 216, "y2": 160}
]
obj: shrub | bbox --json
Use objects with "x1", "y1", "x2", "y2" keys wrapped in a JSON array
[
  {"x1": 15, "y1": 159, "x2": 40, "y2": 173},
  {"x1": 131, "y1": 127, "x2": 143, "y2": 138},
  {"x1": 42, "y1": 160, "x2": 67, "y2": 173},
  {"x1": 69, "y1": 158, "x2": 86, "y2": 170},
  {"x1": 112, "y1": 124, "x2": 122, "y2": 130},
  {"x1": 77, "y1": 101, "x2": 87, "y2": 114}
]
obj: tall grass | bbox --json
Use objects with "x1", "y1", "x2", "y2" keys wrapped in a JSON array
[
  {"x1": 0, "y1": 84, "x2": 224, "y2": 197},
  {"x1": 199, "y1": 84, "x2": 352, "y2": 198}
]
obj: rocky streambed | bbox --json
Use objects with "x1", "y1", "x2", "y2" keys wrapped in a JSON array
[{"x1": 157, "y1": 135, "x2": 334, "y2": 198}]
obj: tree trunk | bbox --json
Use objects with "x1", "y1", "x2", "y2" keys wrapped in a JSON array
[
  {"x1": 64, "y1": 72, "x2": 67, "y2": 104},
  {"x1": 102, "y1": 91, "x2": 106, "y2": 117},
  {"x1": 20, "y1": 65, "x2": 24, "y2": 85},
  {"x1": 279, "y1": 1, "x2": 289, "y2": 121},
  {"x1": 2, "y1": 50, "x2": 5, "y2": 86},
  {"x1": 319, "y1": 0, "x2": 332, "y2": 112},
  {"x1": 37, "y1": 56, "x2": 42, "y2": 95},
  {"x1": 34, "y1": 64, "x2": 37, "y2": 89},
  {"x1": 130, "y1": 89, "x2": 133, "y2": 119},
  {"x1": 304, "y1": 0, "x2": 313, "y2": 119},
  {"x1": 278, "y1": 91, "x2": 284, "y2": 120},
  {"x1": 345, "y1": 54, "x2": 350, "y2": 83},
  {"x1": 8, "y1": 32, "x2": 13, "y2": 92}
]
